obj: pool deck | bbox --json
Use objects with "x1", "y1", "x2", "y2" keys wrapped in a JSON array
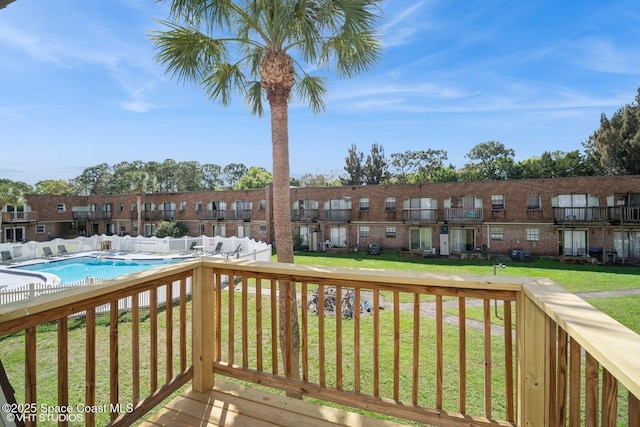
[{"x1": 0, "y1": 251, "x2": 198, "y2": 290}]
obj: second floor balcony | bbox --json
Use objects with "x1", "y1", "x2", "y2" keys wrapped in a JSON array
[
  {"x1": 130, "y1": 210, "x2": 175, "y2": 221},
  {"x1": 72, "y1": 211, "x2": 113, "y2": 220},
  {"x1": 609, "y1": 205, "x2": 640, "y2": 223},
  {"x1": 444, "y1": 207, "x2": 483, "y2": 223},
  {"x1": 291, "y1": 208, "x2": 319, "y2": 222},
  {"x1": 319, "y1": 209, "x2": 351, "y2": 222},
  {"x1": 1, "y1": 259, "x2": 638, "y2": 426},
  {"x1": 553, "y1": 207, "x2": 609, "y2": 224},
  {"x1": 1, "y1": 211, "x2": 38, "y2": 223},
  {"x1": 402, "y1": 208, "x2": 438, "y2": 223}
]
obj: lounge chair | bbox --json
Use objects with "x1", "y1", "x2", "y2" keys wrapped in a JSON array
[
  {"x1": 225, "y1": 244, "x2": 242, "y2": 258},
  {"x1": 1, "y1": 251, "x2": 13, "y2": 264},
  {"x1": 57, "y1": 245, "x2": 69, "y2": 256},
  {"x1": 209, "y1": 241, "x2": 224, "y2": 255},
  {"x1": 43, "y1": 247, "x2": 54, "y2": 258}
]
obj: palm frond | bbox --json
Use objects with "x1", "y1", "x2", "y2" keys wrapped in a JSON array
[
  {"x1": 245, "y1": 80, "x2": 265, "y2": 117},
  {"x1": 201, "y1": 62, "x2": 248, "y2": 106},
  {"x1": 294, "y1": 74, "x2": 327, "y2": 114}
]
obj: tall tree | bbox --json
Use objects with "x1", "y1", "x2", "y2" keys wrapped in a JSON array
[
  {"x1": 234, "y1": 167, "x2": 273, "y2": 189},
  {"x1": 364, "y1": 143, "x2": 389, "y2": 184},
  {"x1": 201, "y1": 163, "x2": 224, "y2": 189},
  {"x1": 222, "y1": 163, "x2": 249, "y2": 188},
  {"x1": 342, "y1": 144, "x2": 365, "y2": 185},
  {"x1": 34, "y1": 179, "x2": 73, "y2": 196},
  {"x1": 152, "y1": 0, "x2": 382, "y2": 382},
  {"x1": 72, "y1": 163, "x2": 112, "y2": 195},
  {"x1": 583, "y1": 88, "x2": 640, "y2": 175},
  {"x1": 461, "y1": 141, "x2": 517, "y2": 181}
]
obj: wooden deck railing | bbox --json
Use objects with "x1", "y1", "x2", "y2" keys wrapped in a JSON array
[{"x1": 0, "y1": 258, "x2": 639, "y2": 426}]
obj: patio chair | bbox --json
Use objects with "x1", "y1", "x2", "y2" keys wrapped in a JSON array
[
  {"x1": 57, "y1": 245, "x2": 70, "y2": 256},
  {"x1": 43, "y1": 246, "x2": 54, "y2": 258},
  {"x1": 225, "y1": 244, "x2": 242, "y2": 258},
  {"x1": 209, "y1": 241, "x2": 224, "y2": 255},
  {"x1": 1, "y1": 251, "x2": 13, "y2": 264}
]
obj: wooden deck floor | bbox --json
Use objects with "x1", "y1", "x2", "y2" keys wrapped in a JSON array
[{"x1": 141, "y1": 380, "x2": 409, "y2": 427}]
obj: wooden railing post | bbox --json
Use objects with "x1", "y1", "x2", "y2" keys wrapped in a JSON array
[
  {"x1": 192, "y1": 266, "x2": 214, "y2": 392},
  {"x1": 517, "y1": 291, "x2": 549, "y2": 425}
]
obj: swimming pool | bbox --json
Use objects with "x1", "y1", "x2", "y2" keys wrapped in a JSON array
[{"x1": 17, "y1": 257, "x2": 185, "y2": 285}]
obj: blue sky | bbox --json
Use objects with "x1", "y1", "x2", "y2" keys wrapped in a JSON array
[{"x1": 1, "y1": 1, "x2": 639, "y2": 186}]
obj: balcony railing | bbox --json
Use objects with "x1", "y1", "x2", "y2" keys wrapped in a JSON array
[
  {"x1": 0, "y1": 259, "x2": 638, "y2": 426},
  {"x1": 553, "y1": 207, "x2": 609, "y2": 223},
  {"x1": 609, "y1": 206, "x2": 640, "y2": 223},
  {"x1": 444, "y1": 207, "x2": 483, "y2": 222},
  {"x1": 199, "y1": 210, "x2": 226, "y2": 220},
  {"x1": 402, "y1": 208, "x2": 438, "y2": 223},
  {"x1": 129, "y1": 210, "x2": 176, "y2": 221},
  {"x1": 291, "y1": 209, "x2": 319, "y2": 222},
  {"x1": 72, "y1": 211, "x2": 113, "y2": 220},
  {"x1": 1, "y1": 211, "x2": 38, "y2": 223},
  {"x1": 319, "y1": 209, "x2": 351, "y2": 222}
]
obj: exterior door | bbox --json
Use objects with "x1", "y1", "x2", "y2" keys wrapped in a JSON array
[{"x1": 439, "y1": 234, "x2": 449, "y2": 256}]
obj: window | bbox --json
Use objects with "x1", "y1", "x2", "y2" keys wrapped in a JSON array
[
  {"x1": 527, "y1": 194, "x2": 541, "y2": 209},
  {"x1": 180, "y1": 201, "x2": 187, "y2": 211},
  {"x1": 199, "y1": 224, "x2": 205, "y2": 234},
  {"x1": 359, "y1": 198, "x2": 369, "y2": 211},
  {"x1": 118, "y1": 203, "x2": 124, "y2": 212},
  {"x1": 57, "y1": 203, "x2": 66, "y2": 213},
  {"x1": 359, "y1": 226, "x2": 370, "y2": 237},
  {"x1": 385, "y1": 227, "x2": 396, "y2": 238},
  {"x1": 259, "y1": 200, "x2": 266, "y2": 211},
  {"x1": 259, "y1": 225, "x2": 267, "y2": 235},
  {"x1": 526, "y1": 228, "x2": 540, "y2": 242},
  {"x1": 490, "y1": 227, "x2": 504, "y2": 241},
  {"x1": 385, "y1": 197, "x2": 396, "y2": 210},
  {"x1": 36, "y1": 225, "x2": 45, "y2": 234},
  {"x1": 491, "y1": 195, "x2": 505, "y2": 210},
  {"x1": 409, "y1": 228, "x2": 432, "y2": 251},
  {"x1": 195, "y1": 201, "x2": 202, "y2": 212}
]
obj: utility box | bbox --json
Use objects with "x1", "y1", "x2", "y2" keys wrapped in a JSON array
[
  {"x1": 519, "y1": 250, "x2": 532, "y2": 262},
  {"x1": 368, "y1": 243, "x2": 380, "y2": 255}
]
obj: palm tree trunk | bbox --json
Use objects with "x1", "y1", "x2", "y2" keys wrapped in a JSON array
[{"x1": 270, "y1": 94, "x2": 301, "y2": 386}]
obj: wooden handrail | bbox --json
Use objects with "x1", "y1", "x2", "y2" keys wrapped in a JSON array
[{"x1": 1, "y1": 258, "x2": 639, "y2": 426}]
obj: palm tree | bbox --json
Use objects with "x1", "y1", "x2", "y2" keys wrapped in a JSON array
[{"x1": 152, "y1": 0, "x2": 382, "y2": 380}]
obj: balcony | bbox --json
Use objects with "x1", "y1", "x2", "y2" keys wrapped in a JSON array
[
  {"x1": 443, "y1": 208, "x2": 483, "y2": 223},
  {"x1": 0, "y1": 259, "x2": 638, "y2": 426},
  {"x1": 609, "y1": 206, "x2": 640, "y2": 223},
  {"x1": 130, "y1": 210, "x2": 176, "y2": 221},
  {"x1": 199, "y1": 209, "x2": 227, "y2": 220},
  {"x1": 402, "y1": 208, "x2": 438, "y2": 223},
  {"x1": 71, "y1": 211, "x2": 113, "y2": 220},
  {"x1": 319, "y1": 209, "x2": 351, "y2": 222},
  {"x1": 553, "y1": 207, "x2": 609, "y2": 224},
  {"x1": 291, "y1": 209, "x2": 319, "y2": 222},
  {"x1": 1, "y1": 211, "x2": 38, "y2": 223}
]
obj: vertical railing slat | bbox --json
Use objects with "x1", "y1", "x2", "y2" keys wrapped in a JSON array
[
  {"x1": 393, "y1": 291, "x2": 400, "y2": 402},
  {"x1": 546, "y1": 316, "x2": 557, "y2": 426},
  {"x1": 270, "y1": 279, "x2": 278, "y2": 375},
  {"x1": 600, "y1": 368, "x2": 617, "y2": 427},
  {"x1": 242, "y1": 277, "x2": 248, "y2": 368},
  {"x1": 412, "y1": 293, "x2": 420, "y2": 405},
  {"x1": 354, "y1": 287, "x2": 361, "y2": 394},
  {"x1": 483, "y1": 299, "x2": 491, "y2": 419},
  {"x1": 132, "y1": 293, "x2": 140, "y2": 404},
  {"x1": 585, "y1": 353, "x2": 599, "y2": 427},
  {"x1": 150, "y1": 288, "x2": 158, "y2": 392},
  {"x1": 228, "y1": 276, "x2": 235, "y2": 366},
  {"x1": 318, "y1": 283, "x2": 326, "y2": 386},
  {"x1": 629, "y1": 391, "x2": 640, "y2": 426},
  {"x1": 458, "y1": 296, "x2": 466, "y2": 413},
  {"x1": 436, "y1": 295, "x2": 443, "y2": 410},
  {"x1": 215, "y1": 273, "x2": 222, "y2": 361},
  {"x1": 57, "y1": 317, "x2": 68, "y2": 427},
  {"x1": 336, "y1": 286, "x2": 343, "y2": 389},
  {"x1": 85, "y1": 309, "x2": 96, "y2": 426},
  {"x1": 557, "y1": 328, "x2": 568, "y2": 427},
  {"x1": 504, "y1": 300, "x2": 514, "y2": 422},
  {"x1": 109, "y1": 301, "x2": 119, "y2": 422},
  {"x1": 256, "y1": 278, "x2": 263, "y2": 372},
  {"x1": 301, "y1": 282, "x2": 308, "y2": 381},
  {"x1": 373, "y1": 288, "x2": 380, "y2": 397},
  {"x1": 179, "y1": 278, "x2": 187, "y2": 372},
  {"x1": 569, "y1": 337, "x2": 581, "y2": 426},
  {"x1": 166, "y1": 282, "x2": 173, "y2": 382}
]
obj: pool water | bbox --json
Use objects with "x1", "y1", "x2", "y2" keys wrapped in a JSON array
[{"x1": 18, "y1": 257, "x2": 183, "y2": 285}]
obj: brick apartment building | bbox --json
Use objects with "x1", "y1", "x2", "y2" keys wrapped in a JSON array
[{"x1": 2, "y1": 175, "x2": 640, "y2": 261}]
